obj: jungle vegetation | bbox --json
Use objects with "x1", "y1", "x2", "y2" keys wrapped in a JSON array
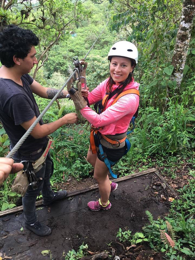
[{"x1": 0, "y1": 0, "x2": 194, "y2": 259}]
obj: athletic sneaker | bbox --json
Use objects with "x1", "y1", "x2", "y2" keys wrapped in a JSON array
[
  {"x1": 88, "y1": 199, "x2": 112, "y2": 211},
  {"x1": 110, "y1": 182, "x2": 118, "y2": 192},
  {"x1": 25, "y1": 221, "x2": 51, "y2": 236}
]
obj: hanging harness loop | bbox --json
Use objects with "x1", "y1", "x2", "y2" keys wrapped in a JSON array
[{"x1": 90, "y1": 126, "x2": 102, "y2": 154}]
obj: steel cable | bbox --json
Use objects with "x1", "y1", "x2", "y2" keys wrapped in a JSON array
[{"x1": 6, "y1": 71, "x2": 77, "y2": 158}]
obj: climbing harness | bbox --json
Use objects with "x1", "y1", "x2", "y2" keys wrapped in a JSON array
[{"x1": 90, "y1": 88, "x2": 140, "y2": 179}]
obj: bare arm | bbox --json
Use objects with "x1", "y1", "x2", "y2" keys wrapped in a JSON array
[
  {"x1": 21, "y1": 113, "x2": 77, "y2": 139},
  {"x1": 30, "y1": 80, "x2": 69, "y2": 99}
]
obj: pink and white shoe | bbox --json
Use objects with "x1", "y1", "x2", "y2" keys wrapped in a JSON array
[
  {"x1": 110, "y1": 182, "x2": 118, "y2": 192},
  {"x1": 87, "y1": 199, "x2": 112, "y2": 211}
]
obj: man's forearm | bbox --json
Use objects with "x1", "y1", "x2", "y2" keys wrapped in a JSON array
[{"x1": 46, "y1": 89, "x2": 69, "y2": 99}]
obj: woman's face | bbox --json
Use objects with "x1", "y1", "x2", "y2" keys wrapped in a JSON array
[{"x1": 110, "y1": 56, "x2": 134, "y2": 84}]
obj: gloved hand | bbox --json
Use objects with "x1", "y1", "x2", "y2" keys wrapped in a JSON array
[{"x1": 67, "y1": 80, "x2": 87, "y2": 110}]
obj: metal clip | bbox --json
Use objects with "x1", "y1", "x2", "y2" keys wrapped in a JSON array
[{"x1": 21, "y1": 160, "x2": 39, "y2": 190}]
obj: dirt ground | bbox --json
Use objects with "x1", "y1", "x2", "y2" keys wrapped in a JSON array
[{"x1": 0, "y1": 168, "x2": 177, "y2": 260}]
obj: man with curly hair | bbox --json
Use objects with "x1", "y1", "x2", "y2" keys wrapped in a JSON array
[{"x1": 0, "y1": 25, "x2": 78, "y2": 236}]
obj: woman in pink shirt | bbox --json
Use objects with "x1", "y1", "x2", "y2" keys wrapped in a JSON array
[{"x1": 68, "y1": 41, "x2": 140, "y2": 211}]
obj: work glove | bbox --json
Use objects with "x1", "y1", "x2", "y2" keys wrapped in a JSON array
[{"x1": 67, "y1": 80, "x2": 87, "y2": 110}]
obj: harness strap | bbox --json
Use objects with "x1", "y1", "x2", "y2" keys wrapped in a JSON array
[
  {"x1": 90, "y1": 126, "x2": 103, "y2": 154},
  {"x1": 98, "y1": 138, "x2": 131, "y2": 179},
  {"x1": 98, "y1": 144, "x2": 117, "y2": 178},
  {"x1": 101, "y1": 134, "x2": 126, "y2": 146},
  {"x1": 102, "y1": 89, "x2": 140, "y2": 110}
]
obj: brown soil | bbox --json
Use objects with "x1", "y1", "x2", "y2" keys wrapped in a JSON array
[{"x1": 0, "y1": 160, "x2": 193, "y2": 260}]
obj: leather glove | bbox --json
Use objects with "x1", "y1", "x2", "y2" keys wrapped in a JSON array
[{"x1": 67, "y1": 81, "x2": 87, "y2": 110}]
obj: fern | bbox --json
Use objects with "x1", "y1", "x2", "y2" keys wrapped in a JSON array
[
  {"x1": 160, "y1": 221, "x2": 176, "y2": 248},
  {"x1": 160, "y1": 230, "x2": 175, "y2": 248},
  {"x1": 166, "y1": 221, "x2": 176, "y2": 242},
  {"x1": 145, "y1": 210, "x2": 154, "y2": 224}
]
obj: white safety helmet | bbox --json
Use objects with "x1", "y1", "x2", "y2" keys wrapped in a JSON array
[{"x1": 108, "y1": 41, "x2": 138, "y2": 64}]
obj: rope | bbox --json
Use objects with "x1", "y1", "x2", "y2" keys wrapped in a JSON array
[{"x1": 6, "y1": 23, "x2": 108, "y2": 159}]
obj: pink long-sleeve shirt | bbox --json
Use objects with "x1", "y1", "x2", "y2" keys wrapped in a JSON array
[{"x1": 80, "y1": 78, "x2": 140, "y2": 135}]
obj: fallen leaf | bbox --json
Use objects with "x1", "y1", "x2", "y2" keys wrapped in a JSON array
[
  {"x1": 87, "y1": 250, "x2": 97, "y2": 255},
  {"x1": 41, "y1": 250, "x2": 50, "y2": 256}
]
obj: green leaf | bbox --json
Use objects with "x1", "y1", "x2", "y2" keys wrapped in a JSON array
[
  {"x1": 1, "y1": 203, "x2": 15, "y2": 211},
  {"x1": 136, "y1": 239, "x2": 144, "y2": 243},
  {"x1": 135, "y1": 232, "x2": 145, "y2": 238},
  {"x1": 183, "y1": 65, "x2": 189, "y2": 75},
  {"x1": 180, "y1": 247, "x2": 194, "y2": 256},
  {"x1": 0, "y1": 128, "x2": 6, "y2": 135},
  {"x1": 163, "y1": 65, "x2": 174, "y2": 76}
]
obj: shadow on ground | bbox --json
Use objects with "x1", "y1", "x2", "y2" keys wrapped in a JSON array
[{"x1": 0, "y1": 170, "x2": 172, "y2": 260}]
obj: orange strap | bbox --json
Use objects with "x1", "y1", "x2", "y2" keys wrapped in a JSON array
[
  {"x1": 101, "y1": 135, "x2": 127, "y2": 146},
  {"x1": 102, "y1": 89, "x2": 140, "y2": 109},
  {"x1": 90, "y1": 127, "x2": 99, "y2": 154},
  {"x1": 90, "y1": 128, "x2": 127, "y2": 153}
]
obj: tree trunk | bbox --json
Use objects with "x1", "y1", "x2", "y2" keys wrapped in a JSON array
[{"x1": 171, "y1": 0, "x2": 195, "y2": 91}]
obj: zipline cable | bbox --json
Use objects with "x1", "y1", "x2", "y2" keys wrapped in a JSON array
[
  {"x1": 84, "y1": 21, "x2": 109, "y2": 60},
  {"x1": 6, "y1": 22, "x2": 109, "y2": 159}
]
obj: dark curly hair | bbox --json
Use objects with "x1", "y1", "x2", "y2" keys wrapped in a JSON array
[{"x1": 0, "y1": 25, "x2": 39, "y2": 68}]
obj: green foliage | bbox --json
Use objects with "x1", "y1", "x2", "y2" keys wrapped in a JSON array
[
  {"x1": 49, "y1": 122, "x2": 92, "y2": 181},
  {"x1": 113, "y1": 101, "x2": 194, "y2": 176},
  {"x1": 142, "y1": 176, "x2": 195, "y2": 259},
  {"x1": 116, "y1": 228, "x2": 132, "y2": 243},
  {"x1": 85, "y1": 55, "x2": 110, "y2": 91},
  {"x1": 115, "y1": 175, "x2": 195, "y2": 260},
  {"x1": 0, "y1": 178, "x2": 21, "y2": 211},
  {"x1": 170, "y1": 172, "x2": 195, "y2": 218},
  {"x1": 110, "y1": 0, "x2": 186, "y2": 109},
  {"x1": 116, "y1": 227, "x2": 149, "y2": 245},
  {"x1": 0, "y1": 127, "x2": 9, "y2": 157},
  {"x1": 65, "y1": 243, "x2": 88, "y2": 260}
]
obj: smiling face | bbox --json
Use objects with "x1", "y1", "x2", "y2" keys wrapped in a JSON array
[{"x1": 109, "y1": 56, "x2": 134, "y2": 84}]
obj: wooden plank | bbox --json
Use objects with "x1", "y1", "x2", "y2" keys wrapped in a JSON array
[{"x1": 0, "y1": 168, "x2": 157, "y2": 217}]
